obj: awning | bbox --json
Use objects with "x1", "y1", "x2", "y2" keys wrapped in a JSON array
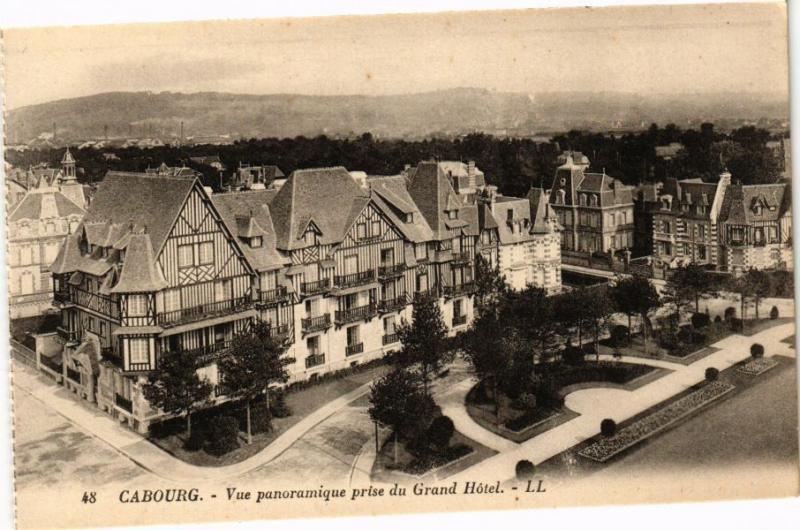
[
  {"x1": 320, "y1": 259, "x2": 336, "y2": 269},
  {"x1": 285, "y1": 264, "x2": 304, "y2": 276},
  {"x1": 68, "y1": 271, "x2": 84, "y2": 286},
  {"x1": 159, "y1": 309, "x2": 256, "y2": 337},
  {"x1": 333, "y1": 282, "x2": 379, "y2": 297}
]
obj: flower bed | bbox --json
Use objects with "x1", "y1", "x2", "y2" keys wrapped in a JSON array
[
  {"x1": 578, "y1": 381, "x2": 735, "y2": 462},
  {"x1": 736, "y1": 358, "x2": 778, "y2": 376}
]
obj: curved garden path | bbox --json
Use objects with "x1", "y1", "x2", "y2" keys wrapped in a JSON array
[{"x1": 445, "y1": 322, "x2": 795, "y2": 484}]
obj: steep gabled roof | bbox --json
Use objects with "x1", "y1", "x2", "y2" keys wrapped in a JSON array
[
  {"x1": 527, "y1": 187, "x2": 557, "y2": 234},
  {"x1": 720, "y1": 183, "x2": 790, "y2": 224},
  {"x1": 368, "y1": 175, "x2": 434, "y2": 243},
  {"x1": 8, "y1": 189, "x2": 85, "y2": 222},
  {"x1": 270, "y1": 167, "x2": 370, "y2": 250},
  {"x1": 211, "y1": 190, "x2": 286, "y2": 272},
  {"x1": 407, "y1": 161, "x2": 471, "y2": 240},
  {"x1": 110, "y1": 234, "x2": 168, "y2": 293},
  {"x1": 82, "y1": 172, "x2": 196, "y2": 254}
]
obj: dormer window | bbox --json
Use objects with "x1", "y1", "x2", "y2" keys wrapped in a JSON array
[
  {"x1": 590, "y1": 195, "x2": 598, "y2": 207},
  {"x1": 560, "y1": 178, "x2": 566, "y2": 186},
  {"x1": 356, "y1": 223, "x2": 367, "y2": 240},
  {"x1": 251, "y1": 236, "x2": 263, "y2": 248},
  {"x1": 448, "y1": 210, "x2": 457, "y2": 220},
  {"x1": 406, "y1": 213, "x2": 414, "y2": 223},
  {"x1": 304, "y1": 230, "x2": 317, "y2": 245},
  {"x1": 580, "y1": 194, "x2": 587, "y2": 206},
  {"x1": 754, "y1": 204, "x2": 763, "y2": 216},
  {"x1": 557, "y1": 189, "x2": 566, "y2": 205}
]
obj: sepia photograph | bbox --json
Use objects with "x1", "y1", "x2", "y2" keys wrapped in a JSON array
[{"x1": 1, "y1": 1, "x2": 797, "y2": 529}]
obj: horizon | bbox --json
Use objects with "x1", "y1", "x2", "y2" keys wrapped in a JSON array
[{"x1": 3, "y1": 3, "x2": 789, "y2": 110}]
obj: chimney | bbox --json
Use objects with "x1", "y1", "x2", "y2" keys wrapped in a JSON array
[{"x1": 485, "y1": 185, "x2": 498, "y2": 205}]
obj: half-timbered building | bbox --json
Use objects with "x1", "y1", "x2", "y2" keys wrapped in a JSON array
[{"x1": 48, "y1": 172, "x2": 256, "y2": 432}]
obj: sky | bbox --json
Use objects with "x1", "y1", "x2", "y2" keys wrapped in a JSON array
[{"x1": 2, "y1": 2, "x2": 789, "y2": 109}]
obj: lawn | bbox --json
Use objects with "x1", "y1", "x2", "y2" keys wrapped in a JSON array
[
  {"x1": 466, "y1": 361, "x2": 657, "y2": 443},
  {"x1": 148, "y1": 360, "x2": 390, "y2": 467}
]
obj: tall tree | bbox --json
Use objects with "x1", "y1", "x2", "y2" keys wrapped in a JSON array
[
  {"x1": 395, "y1": 297, "x2": 450, "y2": 396},
  {"x1": 368, "y1": 368, "x2": 431, "y2": 464},
  {"x1": 473, "y1": 253, "x2": 508, "y2": 317},
  {"x1": 553, "y1": 287, "x2": 595, "y2": 348},
  {"x1": 745, "y1": 269, "x2": 772, "y2": 320},
  {"x1": 664, "y1": 264, "x2": 715, "y2": 314},
  {"x1": 501, "y1": 286, "x2": 560, "y2": 363},
  {"x1": 463, "y1": 309, "x2": 512, "y2": 419},
  {"x1": 585, "y1": 286, "x2": 615, "y2": 360},
  {"x1": 142, "y1": 349, "x2": 213, "y2": 437},
  {"x1": 611, "y1": 275, "x2": 660, "y2": 353},
  {"x1": 218, "y1": 321, "x2": 295, "y2": 444}
]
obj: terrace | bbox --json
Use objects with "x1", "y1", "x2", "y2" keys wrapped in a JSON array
[
  {"x1": 335, "y1": 303, "x2": 378, "y2": 325},
  {"x1": 156, "y1": 296, "x2": 252, "y2": 328},
  {"x1": 301, "y1": 313, "x2": 332, "y2": 333}
]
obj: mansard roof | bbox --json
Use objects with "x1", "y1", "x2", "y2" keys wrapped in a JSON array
[
  {"x1": 270, "y1": 167, "x2": 370, "y2": 250},
  {"x1": 8, "y1": 189, "x2": 85, "y2": 222},
  {"x1": 211, "y1": 190, "x2": 286, "y2": 272},
  {"x1": 719, "y1": 183, "x2": 790, "y2": 225}
]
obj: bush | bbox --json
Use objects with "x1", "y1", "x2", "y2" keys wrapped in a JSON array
[
  {"x1": 705, "y1": 367, "x2": 719, "y2": 382},
  {"x1": 269, "y1": 389, "x2": 291, "y2": 418},
  {"x1": 406, "y1": 429, "x2": 430, "y2": 458},
  {"x1": 601, "y1": 418, "x2": 616, "y2": 437},
  {"x1": 427, "y1": 416, "x2": 455, "y2": 452},
  {"x1": 770, "y1": 306, "x2": 779, "y2": 320},
  {"x1": 532, "y1": 379, "x2": 564, "y2": 409},
  {"x1": 724, "y1": 307, "x2": 736, "y2": 321},
  {"x1": 513, "y1": 392, "x2": 537, "y2": 411},
  {"x1": 714, "y1": 315, "x2": 722, "y2": 323},
  {"x1": 183, "y1": 418, "x2": 210, "y2": 451},
  {"x1": 562, "y1": 345, "x2": 585, "y2": 366},
  {"x1": 205, "y1": 415, "x2": 240, "y2": 456},
  {"x1": 729, "y1": 317, "x2": 743, "y2": 332},
  {"x1": 515, "y1": 460, "x2": 536, "y2": 480},
  {"x1": 610, "y1": 325, "x2": 630, "y2": 347},
  {"x1": 582, "y1": 343, "x2": 597, "y2": 358},
  {"x1": 750, "y1": 343, "x2": 765, "y2": 359},
  {"x1": 691, "y1": 312, "x2": 710, "y2": 329}
]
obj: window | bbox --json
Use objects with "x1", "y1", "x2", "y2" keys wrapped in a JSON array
[
  {"x1": 754, "y1": 228, "x2": 764, "y2": 245},
  {"x1": 163, "y1": 288, "x2": 181, "y2": 312},
  {"x1": 590, "y1": 195, "x2": 598, "y2": 207},
  {"x1": 178, "y1": 244, "x2": 194, "y2": 267},
  {"x1": 698, "y1": 225, "x2": 706, "y2": 239},
  {"x1": 346, "y1": 326, "x2": 360, "y2": 347},
  {"x1": 371, "y1": 221, "x2": 381, "y2": 237},
  {"x1": 307, "y1": 335, "x2": 320, "y2": 355},
  {"x1": 698, "y1": 245, "x2": 707, "y2": 260},
  {"x1": 215, "y1": 279, "x2": 233, "y2": 302},
  {"x1": 730, "y1": 227, "x2": 744, "y2": 243},
  {"x1": 454, "y1": 299, "x2": 463, "y2": 318},
  {"x1": 448, "y1": 210, "x2": 457, "y2": 220},
  {"x1": 415, "y1": 243, "x2": 427, "y2": 261},
  {"x1": 383, "y1": 316, "x2": 396, "y2": 335},
  {"x1": 198, "y1": 241, "x2": 214, "y2": 265},
  {"x1": 356, "y1": 223, "x2": 367, "y2": 239},
  {"x1": 557, "y1": 190, "x2": 565, "y2": 204},
  {"x1": 381, "y1": 248, "x2": 393, "y2": 266},
  {"x1": 405, "y1": 213, "x2": 414, "y2": 223},
  {"x1": 250, "y1": 236, "x2": 262, "y2": 248},
  {"x1": 127, "y1": 295, "x2": 148, "y2": 316},
  {"x1": 129, "y1": 339, "x2": 149, "y2": 364},
  {"x1": 304, "y1": 230, "x2": 316, "y2": 246},
  {"x1": 579, "y1": 194, "x2": 587, "y2": 206},
  {"x1": 769, "y1": 226, "x2": 778, "y2": 242},
  {"x1": 417, "y1": 273, "x2": 429, "y2": 292}
]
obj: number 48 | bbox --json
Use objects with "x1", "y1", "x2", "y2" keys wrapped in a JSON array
[{"x1": 82, "y1": 492, "x2": 96, "y2": 504}]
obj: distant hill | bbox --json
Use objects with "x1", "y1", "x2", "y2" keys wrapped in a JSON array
[{"x1": 5, "y1": 88, "x2": 789, "y2": 144}]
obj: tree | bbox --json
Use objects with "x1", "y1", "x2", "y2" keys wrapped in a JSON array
[
  {"x1": 368, "y1": 368, "x2": 432, "y2": 464},
  {"x1": 473, "y1": 253, "x2": 508, "y2": 317},
  {"x1": 553, "y1": 287, "x2": 596, "y2": 349},
  {"x1": 611, "y1": 275, "x2": 660, "y2": 353},
  {"x1": 584, "y1": 286, "x2": 614, "y2": 360},
  {"x1": 395, "y1": 297, "x2": 450, "y2": 396},
  {"x1": 218, "y1": 320, "x2": 295, "y2": 444},
  {"x1": 142, "y1": 348, "x2": 213, "y2": 438},
  {"x1": 667, "y1": 264, "x2": 716, "y2": 313},
  {"x1": 462, "y1": 309, "x2": 511, "y2": 419},
  {"x1": 500, "y1": 286, "x2": 560, "y2": 363},
  {"x1": 743, "y1": 269, "x2": 771, "y2": 320}
]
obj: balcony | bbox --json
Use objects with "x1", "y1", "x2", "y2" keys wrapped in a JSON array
[
  {"x1": 345, "y1": 342, "x2": 364, "y2": 356},
  {"x1": 335, "y1": 303, "x2": 378, "y2": 325},
  {"x1": 66, "y1": 367, "x2": 82, "y2": 384},
  {"x1": 450, "y1": 251, "x2": 472, "y2": 265},
  {"x1": 414, "y1": 288, "x2": 439, "y2": 302},
  {"x1": 156, "y1": 296, "x2": 252, "y2": 328},
  {"x1": 378, "y1": 295, "x2": 409, "y2": 313},
  {"x1": 442, "y1": 282, "x2": 475, "y2": 299},
  {"x1": 265, "y1": 323, "x2": 292, "y2": 342},
  {"x1": 56, "y1": 326, "x2": 78, "y2": 343},
  {"x1": 334, "y1": 270, "x2": 376, "y2": 289},
  {"x1": 256, "y1": 286, "x2": 290, "y2": 308},
  {"x1": 382, "y1": 333, "x2": 400, "y2": 345},
  {"x1": 378, "y1": 263, "x2": 406, "y2": 278},
  {"x1": 452, "y1": 314, "x2": 468, "y2": 327},
  {"x1": 305, "y1": 353, "x2": 326, "y2": 369},
  {"x1": 301, "y1": 278, "x2": 330, "y2": 297},
  {"x1": 64, "y1": 286, "x2": 121, "y2": 320},
  {"x1": 101, "y1": 347, "x2": 123, "y2": 369},
  {"x1": 189, "y1": 340, "x2": 233, "y2": 366},
  {"x1": 114, "y1": 393, "x2": 133, "y2": 413},
  {"x1": 53, "y1": 289, "x2": 71, "y2": 305},
  {"x1": 302, "y1": 313, "x2": 331, "y2": 333}
]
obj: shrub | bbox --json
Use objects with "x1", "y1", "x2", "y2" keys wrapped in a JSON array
[
  {"x1": 729, "y1": 317, "x2": 743, "y2": 332},
  {"x1": 691, "y1": 312, "x2": 710, "y2": 329},
  {"x1": 610, "y1": 325, "x2": 630, "y2": 347},
  {"x1": 532, "y1": 378, "x2": 564, "y2": 409},
  {"x1": 705, "y1": 367, "x2": 719, "y2": 382},
  {"x1": 427, "y1": 416, "x2": 455, "y2": 452},
  {"x1": 514, "y1": 392, "x2": 537, "y2": 411},
  {"x1": 724, "y1": 307, "x2": 736, "y2": 321},
  {"x1": 770, "y1": 306, "x2": 779, "y2": 320},
  {"x1": 269, "y1": 389, "x2": 292, "y2": 418},
  {"x1": 562, "y1": 345, "x2": 585, "y2": 366},
  {"x1": 184, "y1": 418, "x2": 210, "y2": 452},
  {"x1": 750, "y1": 343, "x2": 765, "y2": 359},
  {"x1": 714, "y1": 315, "x2": 722, "y2": 323},
  {"x1": 581, "y1": 343, "x2": 597, "y2": 358},
  {"x1": 515, "y1": 460, "x2": 536, "y2": 480},
  {"x1": 601, "y1": 418, "x2": 616, "y2": 437},
  {"x1": 205, "y1": 415, "x2": 240, "y2": 456},
  {"x1": 406, "y1": 429, "x2": 431, "y2": 458}
]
